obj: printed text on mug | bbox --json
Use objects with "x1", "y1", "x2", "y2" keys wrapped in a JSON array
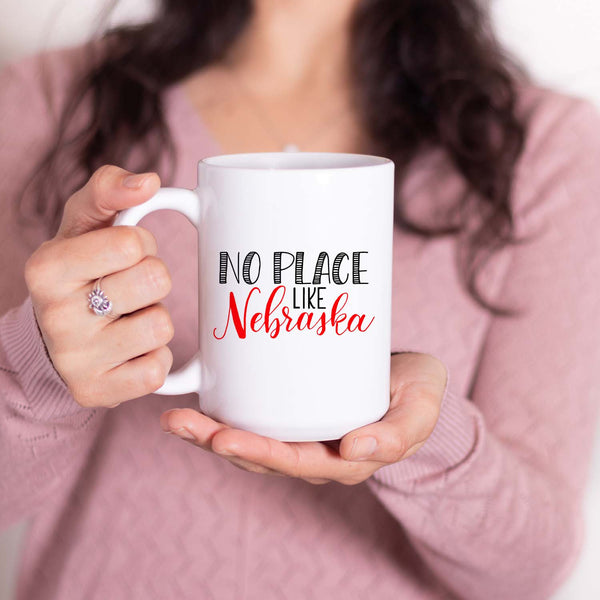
[{"x1": 213, "y1": 251, "x2": 375, "y2": 339}]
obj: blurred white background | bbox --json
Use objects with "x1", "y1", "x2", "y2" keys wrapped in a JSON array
[{"x1": 0, "y1": 0, "x2": 599, "y2": 598}]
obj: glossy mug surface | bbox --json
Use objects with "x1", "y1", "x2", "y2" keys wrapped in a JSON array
[{"x1": 114, "y1": 152, "x2": 394, "y2": 441}]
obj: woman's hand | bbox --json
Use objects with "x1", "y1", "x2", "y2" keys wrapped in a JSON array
[
  {"x1": 25, "y1": 165, "x2": 175, "y2": 408},
  {"x1": 160, "y1": 352, "x2": 447, "y2": 485}
]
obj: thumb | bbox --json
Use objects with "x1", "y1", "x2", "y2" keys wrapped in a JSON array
[
  {"x1": 339, "y1": 353, "x2": 447, "y2": 462},
  {"x1": 338, "y1": 394, "x2": 441, "y2": 463},
  {"x1": 57, "y1": 165, "x2": 161, "y2": 239}
]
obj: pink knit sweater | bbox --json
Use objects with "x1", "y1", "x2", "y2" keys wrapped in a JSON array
[{"x1": 1, "y1": 47, "x2": 600, "y2": 600}]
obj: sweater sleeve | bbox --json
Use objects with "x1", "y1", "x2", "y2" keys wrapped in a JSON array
[
  {"x1": 366, "y1": 96, "x2": 600, "y2": 600},
  {"x1": 0, "y1": 54, "x2": 106, "y2": 530}
]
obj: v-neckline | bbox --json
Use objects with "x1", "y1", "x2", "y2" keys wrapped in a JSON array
[{"x1": 167, "y1": 81, "x2": 225, "y2": 157}]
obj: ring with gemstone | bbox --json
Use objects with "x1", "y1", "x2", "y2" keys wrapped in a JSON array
[{"x1": 88, "y1": 276, "x2": 117, "y2": 319}]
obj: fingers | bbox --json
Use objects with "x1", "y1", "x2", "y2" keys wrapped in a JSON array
[
  {"x1": 159, "y1": 408, "x2": 384, "y2": 485},
  {"x1": 160, "y1": 408, "x2": 230, "y2": 450},
  {"x1": 161, "y1": 405, "x2": 374, "y2": 483},
  {"x1": 49, "y1": 301, "x2": 175, "y2": 406},
  {"x1": 160, "y1": 353, "x2": 447, "y2": 484},
  {"x1": 82, "y1": 346, "x2": 174, "y2": 407},
  {"x1": 159, "y1": 411, "x2": 288, "y2": 477},
  {"x1": 23, "y1": 164, "x2": 179, "y2": 410},
  {"x1": 209, "y1": 427, "x2": 373, "y2": 485},
  {"x1": 57, "y1": 165, "x2": 160, "y2": 239},
  {"x1": 89, "y1": 255, "x2": 172, "y2": 317},
  {"x1": 25, "y1": 226, "x2": 159, "y2": 300},
  {"x1": 98, "y1": 303, "x2": 175, "y2": 367},
  {"x1": 225, "y1": 457, "x2": 289, "y2": 478}
]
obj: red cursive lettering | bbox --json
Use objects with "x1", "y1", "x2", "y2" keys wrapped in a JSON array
[{"x1": 212, "y1": 286, "x2": 375, "y2": 340}]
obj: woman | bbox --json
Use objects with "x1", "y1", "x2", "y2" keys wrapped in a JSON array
[{"x1": 1, "y1": 1, "x2": 599, "y2": 598}]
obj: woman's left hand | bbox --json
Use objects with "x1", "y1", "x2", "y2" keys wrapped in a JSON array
[{"x1": 160, "y1": 352, "x2": 447, "y2": 485}]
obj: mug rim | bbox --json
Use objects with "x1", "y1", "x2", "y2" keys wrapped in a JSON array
[{"x1": 200, "y1": 151, "x2": 392, "y2": 171}]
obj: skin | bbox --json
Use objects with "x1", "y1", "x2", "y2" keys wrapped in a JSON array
[
  {"x1": 25, "y1": 0, "x2": 448, "y2": 485},
  {"x1": 181, "y1": 0, "x2": 367, "y2": 154}
]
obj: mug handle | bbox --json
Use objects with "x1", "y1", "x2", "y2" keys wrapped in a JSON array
[{"x1": 113, "y1": 187, "x2": 202, "y2": 396}]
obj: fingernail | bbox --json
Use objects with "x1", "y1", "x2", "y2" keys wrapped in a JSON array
[
  {"x1": 123, "y1": 173, "x2": 148, "y2": 189},
  {"x1": 159, "y1": 410, "x2": 177, "y2": 432},
  {"x1": 349, "y1": 436, "x2": 378, "y2": 461},
  {"x1": 172, "y1": 427, "x2": 196, "y2": 441},
  {"x1": 213, "y1": 445, "x2": 236, "y2": 457}
]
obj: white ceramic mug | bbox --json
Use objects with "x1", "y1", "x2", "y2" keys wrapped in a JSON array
[{"x1": 114, "y1": 152, "x2": 394, "y2": 441}]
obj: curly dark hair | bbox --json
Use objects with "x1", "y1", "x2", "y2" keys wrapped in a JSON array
[{"x1": 24, "y1": 0, "x2": 527, "y2": 315}]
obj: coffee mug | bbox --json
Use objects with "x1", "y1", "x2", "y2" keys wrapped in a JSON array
[{"x1": 114, "y1": 152, "x2": 394, "y2": 441}]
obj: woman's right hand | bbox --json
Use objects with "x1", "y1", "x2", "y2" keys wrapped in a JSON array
[{"x1": 24, "y1": 165, "x2": 175, "y2": 409}]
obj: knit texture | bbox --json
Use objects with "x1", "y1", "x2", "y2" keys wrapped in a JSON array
[{"x1": 1, "y1": 47, "x2": 600, "y2": 600}]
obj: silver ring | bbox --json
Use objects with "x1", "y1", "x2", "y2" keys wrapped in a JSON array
[{"x1": 88, "y1": 276, "x2": 117, "y2": 319}]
